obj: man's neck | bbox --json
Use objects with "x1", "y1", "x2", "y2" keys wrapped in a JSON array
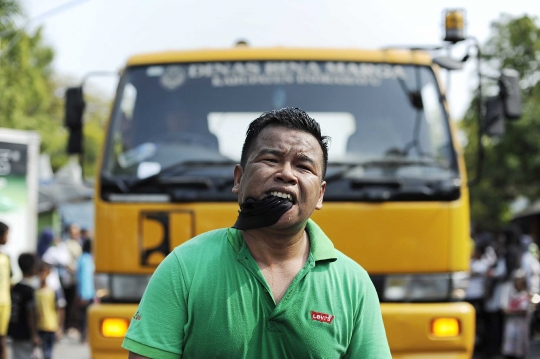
[{"x1": 241, "y1": 225, "x2": 309, "y2": 265}]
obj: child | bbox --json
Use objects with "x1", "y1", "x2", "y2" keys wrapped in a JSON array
[
  {"x1": 8, "y1": 253, "x2": 40, "y2": 359},
  {"x1": 0, "y1": 222, "x2": 10, "y2": 359},
  {"x1": 76, "y1": 239, "x2": 95, "y2": 343},
  {"x1": 35, "y1": 261, "x2": 65, "y2": 359},
  {"x1": 501, "y1": 269, "x2": 530, "y2": 359}
]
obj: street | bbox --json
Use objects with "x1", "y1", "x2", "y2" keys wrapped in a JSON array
[
  {"x1": 48, "y1": 337, "x2": 540, "y2": 359},
  {"x1": 5, "y1": 336, "x2": 540, "y2": 359},
  {"x1": 50, "y1": 338, "x2": 90, "y2": 359},
  {"x1": 7, "y1": 336, "x2": 90, "y2": 359}
]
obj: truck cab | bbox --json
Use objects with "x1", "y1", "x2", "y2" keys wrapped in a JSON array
[{"x1": 84, "y1": 47, "x2": 474, "y2": 358}]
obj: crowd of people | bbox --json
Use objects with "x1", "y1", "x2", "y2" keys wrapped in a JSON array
[
  {"x1": 466, "y1": 225, "x2": 540, "y2": 359},
  {"x1": 0, "y1": 221, "x2": 95, "y2": 359}
]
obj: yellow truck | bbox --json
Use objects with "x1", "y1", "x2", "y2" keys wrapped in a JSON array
[{"x1": 64, "y1": 34, "x2": 522, "y2": 357}]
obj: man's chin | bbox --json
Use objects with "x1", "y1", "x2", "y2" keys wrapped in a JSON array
[{"x1": 269, "y1": 211, "x2": 306, "y2": 230}]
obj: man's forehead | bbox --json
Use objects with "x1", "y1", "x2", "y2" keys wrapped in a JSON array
[
  {"x1": 252, "y1": 127, "x2": 318, "y2": 151},
  {"x1": 255, "y1": 126, "x2": 318, "y2": 145},
  {"x1": 248, "y1": 126, "x2": 324, "y2": 168}
]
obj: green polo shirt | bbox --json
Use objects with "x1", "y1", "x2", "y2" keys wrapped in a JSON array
[{"x1": 122, "y1": 219, "x2": 390, "y2": 358}]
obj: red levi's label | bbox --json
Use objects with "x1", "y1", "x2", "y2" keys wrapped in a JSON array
[{"x1": 310, "y1": 311, "x2": 334, "y2": 324}]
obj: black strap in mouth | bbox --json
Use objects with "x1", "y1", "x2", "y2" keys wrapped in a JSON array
[{"x1": 232, "y1": 194, "x2": 293, "y2": 230}]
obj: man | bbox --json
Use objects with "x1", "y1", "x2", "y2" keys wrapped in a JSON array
[{"x1": 123, "y1": 108, "x2": 391, "y2": 358}]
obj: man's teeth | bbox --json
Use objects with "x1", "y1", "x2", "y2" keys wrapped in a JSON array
[{"x1": 270, "y1": 191, "x2": 293, "y2": 201}]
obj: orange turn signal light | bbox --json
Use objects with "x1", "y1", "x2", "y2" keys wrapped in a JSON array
[
  {"x1": 431, "y1": 317, "x2": 460, "y2": 337},
  {"x1": 101, "y1": 318, "x2": 129, "y2": 338}
]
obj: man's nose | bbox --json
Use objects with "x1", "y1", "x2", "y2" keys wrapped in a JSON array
[{"x1": 275, "y1": 162, "x2": 298, "y2": 184}]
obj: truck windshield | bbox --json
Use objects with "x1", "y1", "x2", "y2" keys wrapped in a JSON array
[{"x1": 102, "y1": 61, "x2": 459, "y2": 201}]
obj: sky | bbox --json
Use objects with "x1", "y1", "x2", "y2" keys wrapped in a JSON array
[{"x1": 19, "y1": 0, "x2": 540, "y2": 120}]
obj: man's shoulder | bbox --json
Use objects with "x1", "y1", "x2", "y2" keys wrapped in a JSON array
[
  {"x1": 333, "y1": 249, "x2": 364, "y2": 267},
  {"x1": 174, "y1": 228, "x2": 229, "y2": 250},
  {"x1": 330, "y1": 249, "x2": 372, "y2": 283},
  {"x1": 170, "y1": 228, "x2": 231, "y2": 262}
]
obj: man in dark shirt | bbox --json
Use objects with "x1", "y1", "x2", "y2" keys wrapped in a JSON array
[{"x1": 9, "y1": 253, "x2": 39, "y2": 358}]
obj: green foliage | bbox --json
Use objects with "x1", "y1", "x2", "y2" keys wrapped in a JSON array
[
  {"x1": 462, "y1": 15, "x2": 540, "y2": 231},
  {"x1": 0, "y1": 1, "x2": 109, "y2": 177},
  {"x1": 0, "y1": 0, "x2": 20, "y2": 25},
  {"x1": 484, "y1": 15, "x2": 540, "y2": 87}
]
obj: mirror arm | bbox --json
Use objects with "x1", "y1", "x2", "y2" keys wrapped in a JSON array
[
  {"x1": 81, "y1": 71, "x2": 118, "y2": 88},
  {"x1": 468, "y1": 38, "x2": 485, "y2": 187},
  {"x1": 76, "y1": 71, "x2": 119, "y2": 187}
]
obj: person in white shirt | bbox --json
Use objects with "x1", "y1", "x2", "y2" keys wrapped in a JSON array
[
  {"x1": 483, "y1": 244, "x2": 507, "y2": 358},
  {"x1": 521, "y1": 239, "x2": 540, "y2": 296},
  {"x1": 465, "y1": 245, "x2": 491, "y2": 353}
]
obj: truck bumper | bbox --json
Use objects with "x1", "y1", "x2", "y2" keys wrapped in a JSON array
[
  {"x1": 88, "y1": 302, "x2": 475, "y2": 358},
  {"x1": 382, "y1": 302, "x2": 475, "y2": 359},
  {"x1": 88, "y1": 303, "x2": 138, "y2": 359}
]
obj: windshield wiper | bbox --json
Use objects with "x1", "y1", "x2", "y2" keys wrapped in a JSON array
[
  {"x1": 324, "y1": 157, "x2": 448, "y2": 183},
  {"x1": 324, "y1": 176, "x2": 461, "y2": 202},
  {"x1": 119, "y1": 159, "x2": 237, "y2": 192}
]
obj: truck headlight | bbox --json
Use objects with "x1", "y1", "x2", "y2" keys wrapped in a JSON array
[
  {"x1": 450, "y1": 271, "x2": 470, "y2": 300},
  {"x1": 94, "y1": 273, "x2": 152, "y2": 302},
  {"x1": 383, "y1": 272, "x2": 469, "y2": 302}
]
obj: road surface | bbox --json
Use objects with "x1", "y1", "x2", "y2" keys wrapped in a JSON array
[
  {"x1": 7, "y1": 336, "x2": 90, "y2": 359},
  {"x1": 7, "y1": 334, "x2": 540, "y2": 358}
]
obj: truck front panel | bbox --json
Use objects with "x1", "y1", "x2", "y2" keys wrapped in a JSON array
[{"x1": 92, "y1": 51, "x2": 473, "y2": 358}]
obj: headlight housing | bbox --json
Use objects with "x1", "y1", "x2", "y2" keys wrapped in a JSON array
[
  {"x1": 383, "y1": 272, "x2": 469, "y2": 302},
  {"x1": 94, "y1": 273, "x2": 152, "y2": 302}
]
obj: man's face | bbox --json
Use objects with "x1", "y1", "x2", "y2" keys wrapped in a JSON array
[{"x1": 232, "y1": 126, "x2": 326, "y2": 230}]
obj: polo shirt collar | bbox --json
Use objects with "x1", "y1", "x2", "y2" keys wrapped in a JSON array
[{"x1": 227, "y1": 219, "x2": 337, "y2": 262}]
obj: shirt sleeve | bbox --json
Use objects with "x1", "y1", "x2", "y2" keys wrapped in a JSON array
[
  {"x1": 343, "y1": 272, "x2": 392, "y2": 359},
  {"x1": 122, "y1": 251, "x2": 188, "y2": 359}
]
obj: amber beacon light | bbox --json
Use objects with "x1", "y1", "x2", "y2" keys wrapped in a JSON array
[
  {"x1": 444, "y1": 9, "x2": 466, "y2": 43},
  {"x1": 101, "y1": 318, "x2": 129, "y2": 338},
  {"x1": 431, "y1": 318, "x2": 460, "y2": 338}
]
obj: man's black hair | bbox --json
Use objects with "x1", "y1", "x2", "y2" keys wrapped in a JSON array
[
  {"x1": 18, "y1": 253, "x2": 36, "y2": 275},
  {"x1": 240, "y1": 108, "x2": 330, "y2": 178},
  {"x1": 0, "y1": 222, "x2": 8, "y2": 238}
]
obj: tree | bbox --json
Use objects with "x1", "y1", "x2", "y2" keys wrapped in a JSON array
[
  {"x1": 462, "y1": 14, "x2": 540, "y2": 230},
  {"x1": 0, "y1": 0, "x2": 108, "y2": 176}
]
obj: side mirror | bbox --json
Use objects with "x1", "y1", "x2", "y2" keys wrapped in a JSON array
[
  {"x1": 64, "y1": 87, "x2": 85, "y2": 154},
  {"x1": 484, "y1": 97, "x2": 505, "y2": 137},
  {"x1": 65, "y1": 87, "x2": 85, "y2": 128},
  {"x1": 67, "y1": 127, "x2": 83, "y2": 155},
  {"x1": 498, "y1": 69, "x2": 522, "y2": 119},
  {"x1": 432, "y1": 56, "x2": 463, "y2": 71}
]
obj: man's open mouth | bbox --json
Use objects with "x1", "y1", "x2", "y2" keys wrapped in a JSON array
[{"x1": 268, "y1": 191, "x2": 295, "y2": 204}]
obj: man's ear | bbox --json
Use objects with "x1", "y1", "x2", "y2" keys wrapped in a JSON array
[
  {"x1": 315, "y1": 181, "x2": 326, "y2": 210},
  {"x1": 232, "y1": 165, "x2": 243, "y2": 194}
]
